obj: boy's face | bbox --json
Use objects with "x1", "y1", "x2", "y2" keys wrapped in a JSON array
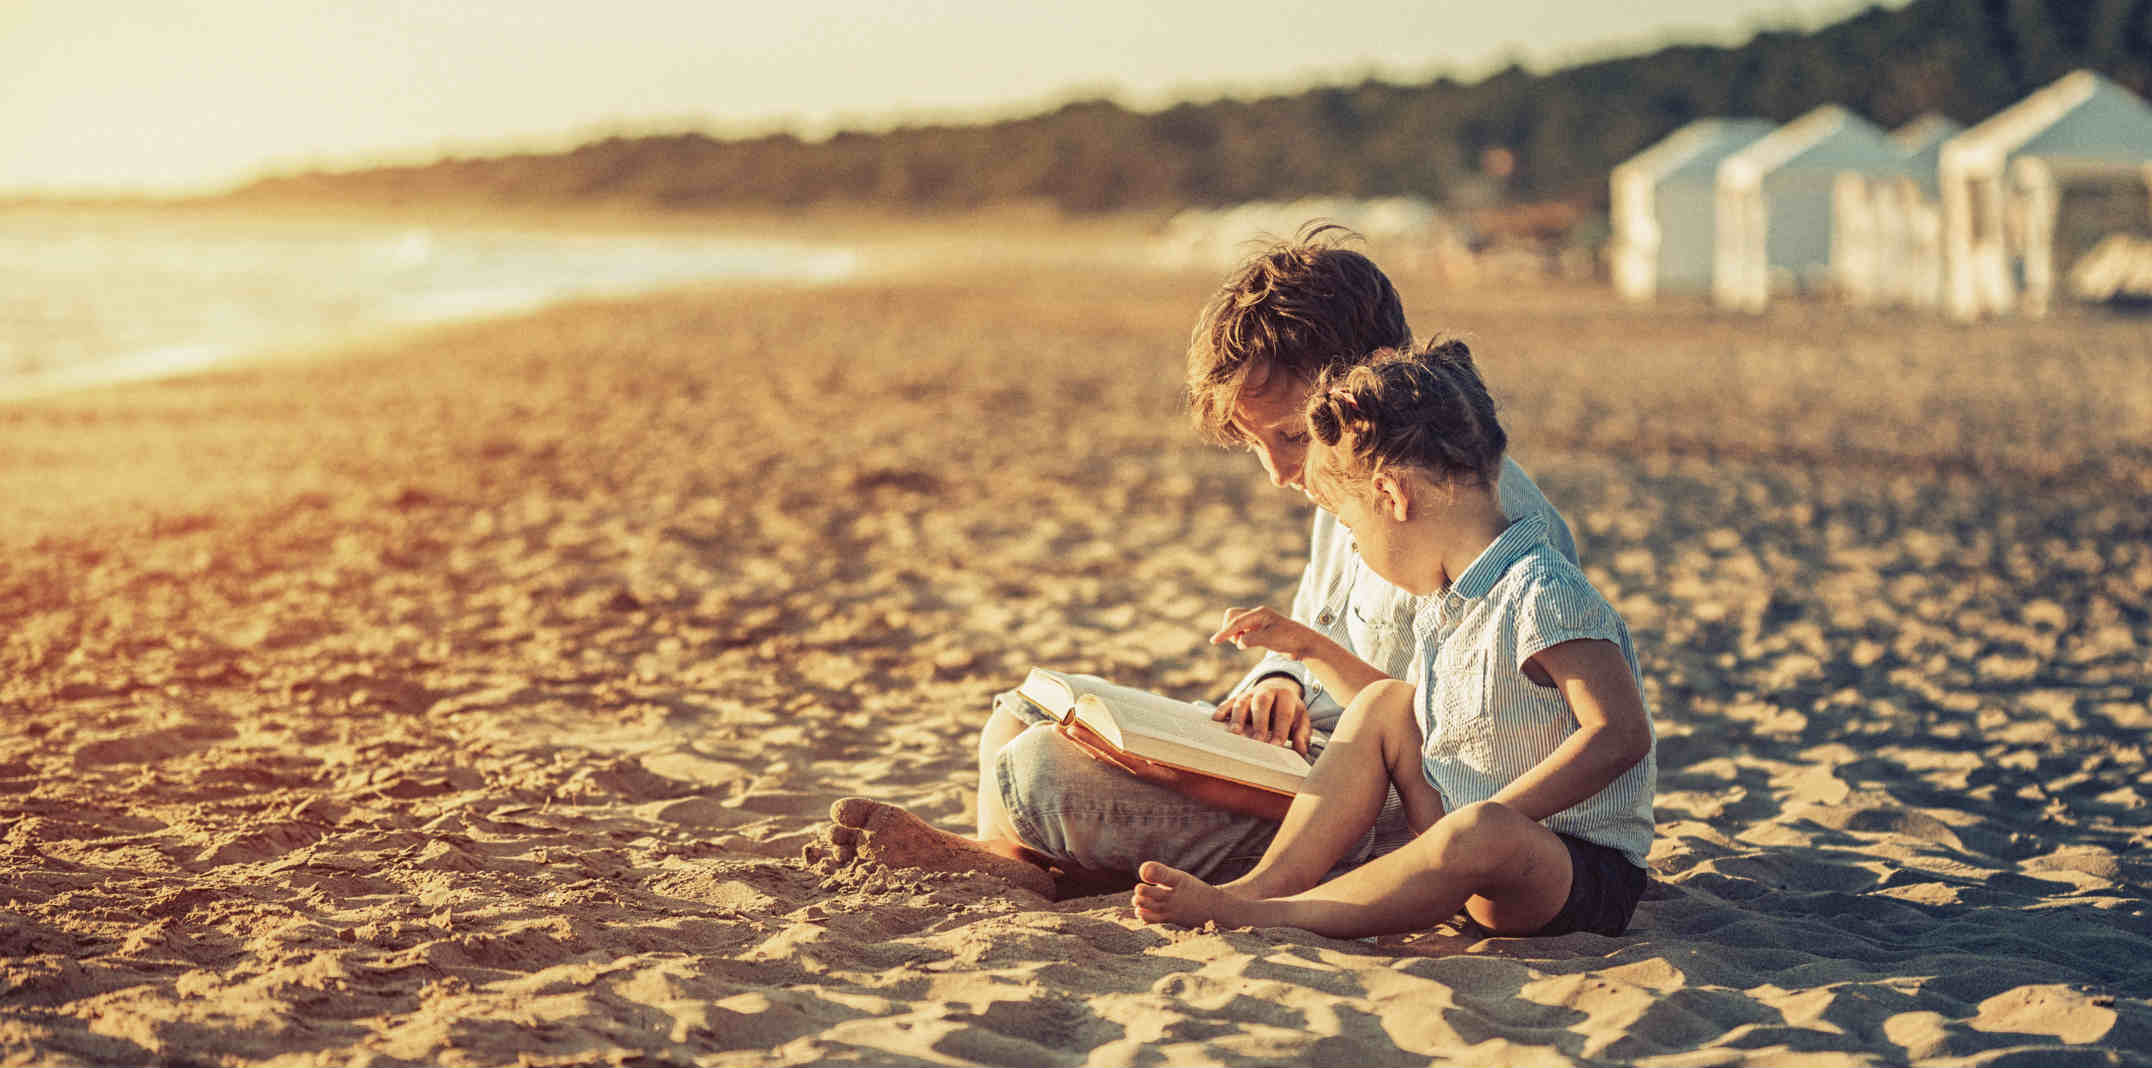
[{"x1": 1228, "y1": 372, "x2": 1314, "y2": 491}]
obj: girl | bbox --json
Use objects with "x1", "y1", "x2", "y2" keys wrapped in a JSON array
[{"x1": 1137, "y1": 340, "x2": 1655, "y2": 940}]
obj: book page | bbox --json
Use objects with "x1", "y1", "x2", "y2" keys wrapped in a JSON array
[
  {"x1": 1015, "y1": 668, "x2": 1079, "y2": 719},
  {"x1": 1078, "y1": 689, "x2": 1311, "y2": 777},
  {"x1": 1021, "y1": 668, "x2": 1207, "y2": 724}
]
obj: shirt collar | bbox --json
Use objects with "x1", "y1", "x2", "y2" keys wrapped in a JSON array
[{"x1": 1448, "y1": 513, "x2": 1549, "y2": 600}]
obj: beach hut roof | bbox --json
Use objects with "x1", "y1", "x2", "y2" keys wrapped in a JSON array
[
  {"x1": 1612, "y1": 118, "x2": 1779, "y2": 185},
  {"x1": 1941, "y1": 70, "x2": 2152, "y2": 175},
  {"x1": 1890, "y1": 114, "x2": 1964, "y2": 156},
  {"x1": 1719, "y1": 105, "x2": 1903, "y2": 188},
  {"x1": 1890, "y1": 114, "x2": 1965, "y2": 181}
]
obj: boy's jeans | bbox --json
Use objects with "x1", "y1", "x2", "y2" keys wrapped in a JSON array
[{"x1": 989, "y1": 691, "x2": 1413, "y2": 882}]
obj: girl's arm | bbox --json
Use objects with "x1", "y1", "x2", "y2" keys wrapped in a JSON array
[
  {"x1": 1221, "y1": 511, "x2": 1351, "y2": 712},
  {"x1": 1486, "y1": 638, "x2": 1652, "y2": 822},
  {"x1": 1212, "y1": 606, "x2": 1390, "y2": 706}
]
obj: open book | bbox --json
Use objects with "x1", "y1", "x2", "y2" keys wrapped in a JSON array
[{"x1": 1016, "y1": 668, "x2": 1312, "y2": 797}]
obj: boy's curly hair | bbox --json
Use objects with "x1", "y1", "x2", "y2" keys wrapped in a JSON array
[
  {"x1": 1183, "y1": 222, "x2": 1410, "y2": 445},
  {"x1": 1304, "y1": 338, "x2": 1506, "y2": 491}
]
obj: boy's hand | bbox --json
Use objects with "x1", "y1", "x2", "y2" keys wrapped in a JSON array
[{"x1": 1211, "y1": 676, "x2": 1311, "y2": 755}]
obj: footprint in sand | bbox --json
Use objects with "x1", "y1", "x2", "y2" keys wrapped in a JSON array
[{"x1": 821, "y1": 797, "x2": 1054, "y2": 898}]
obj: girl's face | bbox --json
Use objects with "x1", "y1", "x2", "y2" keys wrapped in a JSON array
[{"x1": 1304, "y1": 440, "x2": 1418, "y2": 591}]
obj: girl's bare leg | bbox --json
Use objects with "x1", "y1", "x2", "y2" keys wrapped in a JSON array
[
  {"x1": 1220, "y1": 680, "x2": 1444, "y2": 898},
  {"x1": 1136, "y1": 800, "x2": 1575, "y2": 940}
]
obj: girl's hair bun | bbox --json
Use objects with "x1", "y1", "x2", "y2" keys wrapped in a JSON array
[{"x1": 1305, "y1": 337, "x2": 1505, "y2": 489}]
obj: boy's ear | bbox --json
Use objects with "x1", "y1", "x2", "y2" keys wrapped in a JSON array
[{"x1": 1372, "y1": 472, "x2": 1412, "y2": 522}]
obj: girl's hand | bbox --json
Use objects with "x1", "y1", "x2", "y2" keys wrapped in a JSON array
[
  {"x1": 1211, "y1": 675, "x2": 1312, "y2": 754},
  {"x1": 1211, "y1": 606, "x2": 1318, "y2": 660}
]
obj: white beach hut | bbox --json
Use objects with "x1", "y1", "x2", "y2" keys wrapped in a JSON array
[
  {"x1": 1714, "y1": 106, "x2": 1905, "y2": 311},
  {"x1": 1939, "y1": 70, "x2": 2152, "y2": 319},
  {"x1": 1609, "y1": 119, "x2": 1779, "y2": 300},
  {"x1": 1832, "y1": 114, "x2": 1962, "y2": 307}
]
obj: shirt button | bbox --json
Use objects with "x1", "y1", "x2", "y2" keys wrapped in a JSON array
[{"x1": 1317, "y1": 611, "x2": 1334, "y2": 626}]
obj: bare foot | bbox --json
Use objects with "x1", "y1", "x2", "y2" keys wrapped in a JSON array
[
  {"x1": 1131, "y1": 860, "x2": 1258, "y2": 927},
  {"x1": 1218, "y1": 869, "x2": 1294, "y2": 900},
  {"x1": 827, "y1": 797, "x2": 1054, "y2": 898}
]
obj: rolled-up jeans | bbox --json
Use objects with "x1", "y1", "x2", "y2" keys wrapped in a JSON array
[{"x1": 989, "y1": 690, "x2": 1416, "y2": 882}]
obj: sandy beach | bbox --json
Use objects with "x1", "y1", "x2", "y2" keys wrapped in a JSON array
[{"x1": 3, "y1": 230, "x2": 2149, "y2": 1065}]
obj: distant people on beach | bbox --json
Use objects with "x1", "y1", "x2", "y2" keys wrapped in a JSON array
[
  {"x1": 1133, "y1": 341, "x2": 1656, "y2": 939},
  {"x1": 832, "y1": 226, "x2": 1656, "y2": 941}
]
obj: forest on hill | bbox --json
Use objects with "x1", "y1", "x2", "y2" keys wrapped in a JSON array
[{"x1": 231, "y1": 0, "x2": 2152, "y2": 214}]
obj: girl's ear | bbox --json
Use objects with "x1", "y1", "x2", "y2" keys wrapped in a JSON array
[{"x1": 1371, "y1": 471, "x2": 1412, "y2": 523}]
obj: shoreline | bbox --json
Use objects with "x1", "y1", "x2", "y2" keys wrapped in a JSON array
[{"x1": 0, "y1": 203, "x2": 877, "y2": 405}]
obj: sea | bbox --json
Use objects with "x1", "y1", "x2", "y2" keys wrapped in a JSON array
[{"x1": 0, "y1": 208, "x2": 859, "y2": 399}]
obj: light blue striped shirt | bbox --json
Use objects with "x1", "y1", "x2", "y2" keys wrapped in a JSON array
[
  {"x1": 1412, "y1": 514, "x2": 1657, "y2": 867},
  {"x1": 1229, "y1": 456, "x2": 1577, "y2": 730}
]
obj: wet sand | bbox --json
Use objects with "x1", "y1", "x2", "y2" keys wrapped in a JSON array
[{"x1": 3, "y1": 240, "x2": 2149, "y2": 1065}]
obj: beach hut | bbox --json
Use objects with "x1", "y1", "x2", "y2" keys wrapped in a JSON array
[
  {"x1": 1831, "y1": 114, "x2": 1962, "y2": 307},
  {"x1": 1609, "y1": 119, "x2": 1778, "y2": 300},
  {"x1": 1939, "y1": 70, "x2": 2152, "y2": 319},
  {"x1": 1714, "y1": 106, "x2": 1904, "y2": 311}
]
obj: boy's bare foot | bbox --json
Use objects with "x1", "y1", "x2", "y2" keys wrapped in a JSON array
[
  {"x1": 1132, "y1": 860, "x2": 1263, "y2": 928},
  {"x1": 826, "y1": 797, "x2": 1054, "y2": 898}
]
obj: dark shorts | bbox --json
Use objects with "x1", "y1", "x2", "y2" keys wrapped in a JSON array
[{"x1": 1534, "y1": 833, "x2": 1648, "y2": 937}]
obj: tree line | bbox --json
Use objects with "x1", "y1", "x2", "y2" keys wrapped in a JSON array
[{"x1": 230, "y1": 0, "x2": 2152, "y2": 214}]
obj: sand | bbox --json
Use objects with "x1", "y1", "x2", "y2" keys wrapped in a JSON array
[{"x1": 3, "y1": 235, "x2": 2150, "y2": 1066}]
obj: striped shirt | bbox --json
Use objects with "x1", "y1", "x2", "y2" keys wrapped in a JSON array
[
  {"x1": 1229, "y1": 455, "x2": 1578, "y2": 729},
  {"x1": 1411, "y1": 514, "x2": 1656, "y2": 867}
]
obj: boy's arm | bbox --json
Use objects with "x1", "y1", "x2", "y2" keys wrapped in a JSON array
[{"x1": 1485, "y1": 638, "x2": 1652, "y2": 822}]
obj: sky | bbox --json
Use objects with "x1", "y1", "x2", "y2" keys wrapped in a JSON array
[{"x1": 0, "y1": 0, "x2": 1907, "y2": 195}]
